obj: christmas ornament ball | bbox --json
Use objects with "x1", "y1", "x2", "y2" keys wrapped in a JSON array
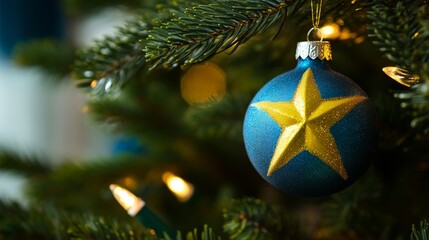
[{"x1": 243, "y1": 41, "x2": 378, "y2": 197}]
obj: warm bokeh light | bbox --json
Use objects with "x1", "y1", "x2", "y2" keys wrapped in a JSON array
[
  {"x1": 122, "y1": 176, "x2": 138, "y2": 189},
  {"x1": 353, "y1": 36, "x2": 366, "y2": 44},
  {"x1": 110, "y1": 184, "x2": 144, "y2": 216},
  {"x1": 382, "y1": 66, "x2": 420, "y2": 87},
  {"x1": 81, "y1": 105, "x2": 89, "y2": 113},
  {"x1": 90, "y1": 80, "x2": 97, "y2": 88},
  {"x1": 149, "y1": 229, "x2": 156, "y2": 236},
  {"x1": 181, "y1": 62, "x2": 226, "y2": 105},
  {"x1": 320, "y1": 22, "x2": 340, "y2": 39},
  {"x1": 338, "y1": 28, "x2": 357, "y2": 40},
  {"x1": 162, "y1": 172, "x2": 194, "y2": 202}
]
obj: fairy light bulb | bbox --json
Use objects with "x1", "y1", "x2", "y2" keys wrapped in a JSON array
[
  {"x1": 382, "y1": 66, "x2": 420, "y2": 87},
  {"x1": 162, "y1": 172, "x2": 194, "y2": 202},
  {"x1": 109, "y1": 184, "x2": 175, "y2": 237},
  {"x1": 109, "y1": 184, "x2": 144, "y2": 216}
]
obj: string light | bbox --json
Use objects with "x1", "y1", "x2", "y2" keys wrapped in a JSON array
[
  {"x1": 109, "y1": 184, "x2": 175, "y2": 237},
  {"x1": 162, "y1": 172, "x2": 194, "y2": 202},
  {"x1": 110, "y1": 184, "x2": 144, "y2": 216},
  {"x1": 382, "y1": 66, "x2": 420, "y2": 87}
]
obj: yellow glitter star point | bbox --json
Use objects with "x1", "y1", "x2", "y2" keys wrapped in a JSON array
[{"x1": 252, "y1": 68, "x2": 366, "y2": 180}]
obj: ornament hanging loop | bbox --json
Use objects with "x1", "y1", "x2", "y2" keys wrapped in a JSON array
[
  {"x1": 307, "y1": 0, "x2": 323, "y2": 41},
  {"x1": 310, "y1": 0, "x2": 323, "y2": 29},
  {"x1": 306, "y1": 27, "x2": 324, "y2": 42}
]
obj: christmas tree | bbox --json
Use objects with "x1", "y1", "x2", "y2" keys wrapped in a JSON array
[{"x1": 1, "y1": 0, "x2": 429, "y2": 239}]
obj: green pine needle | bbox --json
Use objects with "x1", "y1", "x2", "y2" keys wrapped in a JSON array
[
  {"x1": 144, "y1": 0, "x2": 289, "y2": 70},
  {"x1": 411, "y1": 220, "x2": 429, "y2": 240},
  {"x1": 87, "y1": 75, "x2": 187, "y2": 141},
  {"x1": 184, "y1": 225, "x2": 221, "y2": 240},
  {"x1": 183, "y1": 93, "x2": 250, "y2": 141},
  {"x1": 368, "y1": 0, "x2": 429, "y2": 134},
  {"x1": 13, "y1": 39, "x2": 75, "y2": 76},
  {"x1": 0, "y1": 150, "x2": 51, "y2": 177},
  {"x1": 0, "y1": 200, "x2": 69, "y2": 239},
  {"x1": 367, "y1": 0, "x2": 427, "y2": 71},
  {"x1": 0, "y1": 200, "x2": 220, "y2": 240},
  {"x1": 72, "y1": 0, "x2": 368, "y2": 99},
  {"x1": 0, "y1": 200, "x2": 157, "y2": 240},
  {"x1": 72, "y1": 14, "x2": 151, "y2": 96},
  {"x1": 72, "y1": 0, "x2": 292, "y2": 97},
  {"x1": 26, "y1": 155, "x2": 177, "y2": 210},
  {"x1": 67, "y1": 215, "x2": 149, "y2": 240},
  {"x1": 223, "y1": 198, "x2": 297, "y2": 240},
  {"x1": 319, "y1": 171, "x2": 391, "y2": 239}
]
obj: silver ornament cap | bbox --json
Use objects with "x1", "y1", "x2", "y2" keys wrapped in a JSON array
[{"x1": 295, "y1": 41, "x2": 332, "y2": 61}]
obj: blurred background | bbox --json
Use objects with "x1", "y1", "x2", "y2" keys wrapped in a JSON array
[
  {"x1": 0, "y1": 0, "x2": 428, "y2": 239},
  {"x1": 0, "y1": 0, "x2": 128, "y2": 202}
]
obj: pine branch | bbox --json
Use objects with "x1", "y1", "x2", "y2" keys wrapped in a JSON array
[
  {"x1": 368, "y1": 0, "x2": 429, "y2": 134},
  {"x1": 72, "y1": 224, "x2": 221, "y2": 240},
  {"x1": 411, "y1": 220, "x2": 429, "y2": 240},
  {"x1": 0, "y1": 150, "x2": 51, "y2": 177},
  {"x1": 183, "y1": 225, "x2": 221, "y2": 240},
  {"x1": 393, "y1": 84, "x2": 429, "y2": 134},
  {"x1": 367, "y1": 0, "x2": 427, "y2": 71},
  {"x1": 73, "y1": 14, "x2": 150, "y2": 97},
  {"x1": 223, "y1": 198, "x2": 297, "y2": 240},
  {"x1": 0, "y1": 200, "x2": 158, "y2": 240},
  {"x1": 87, "y1": 75, "x2": 187, "y2": 142},
  {"x1": 73, "y1": 0, "x2": 291, "y2": 97},
  {"x1": 318, "y1": 171, "x2": 391, "y2": 239},
  {"x1": 0, "y1": 201, "x2": 67, "y2": 239},
  {"x1": 367, "y1": 0, "x2": 429, "y2": 76},
  {"x1": 71, "y1": 1, "x2": 203, "y2": 96},
  {"x1": 27, "y1": 155, "x2": 177, "y2": 211},
  {"x1": 183, "y1": 93, "x2": 250, "y2": 141},
  {"x1": 12, "y1": 39, "x2": 75, "y2": 76},
  {"x1": 67, "y1": 215, "x2": 150, "y2": 240},
  {"x1": 144, "y1": 0, "x2": 290, "y2": 70},
  {"x1": 72, "y1": 0, "x2": 370, "y2": 99},
  {"x1": 0, "y1": 200, "x2": 224, "y2": 240}
]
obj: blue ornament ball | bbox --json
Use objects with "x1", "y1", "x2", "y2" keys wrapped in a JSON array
[
  {"x1": 111, "y1": 135, "x2": 147, "y2": 156},
  {"x1": 243, "y1": 43, "x2": 377, "y2": 197}
]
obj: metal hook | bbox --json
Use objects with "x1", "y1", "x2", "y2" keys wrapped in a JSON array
[{"x1": 306, "y1": 27, "x2": 324, "y2": 42}]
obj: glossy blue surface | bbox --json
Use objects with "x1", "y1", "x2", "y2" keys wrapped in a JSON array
[{"x1": 243, "y1": 58, "x2": 378, "y2": 197}]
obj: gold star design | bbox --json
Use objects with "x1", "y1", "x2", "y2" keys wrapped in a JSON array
[{"x1": 252, "y1": 68, "x2": 366, "y2": 180}]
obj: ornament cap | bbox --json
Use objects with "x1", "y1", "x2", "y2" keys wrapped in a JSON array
[{"x1": 295, "y1": 41, "x2": 332, "y2": 61}]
